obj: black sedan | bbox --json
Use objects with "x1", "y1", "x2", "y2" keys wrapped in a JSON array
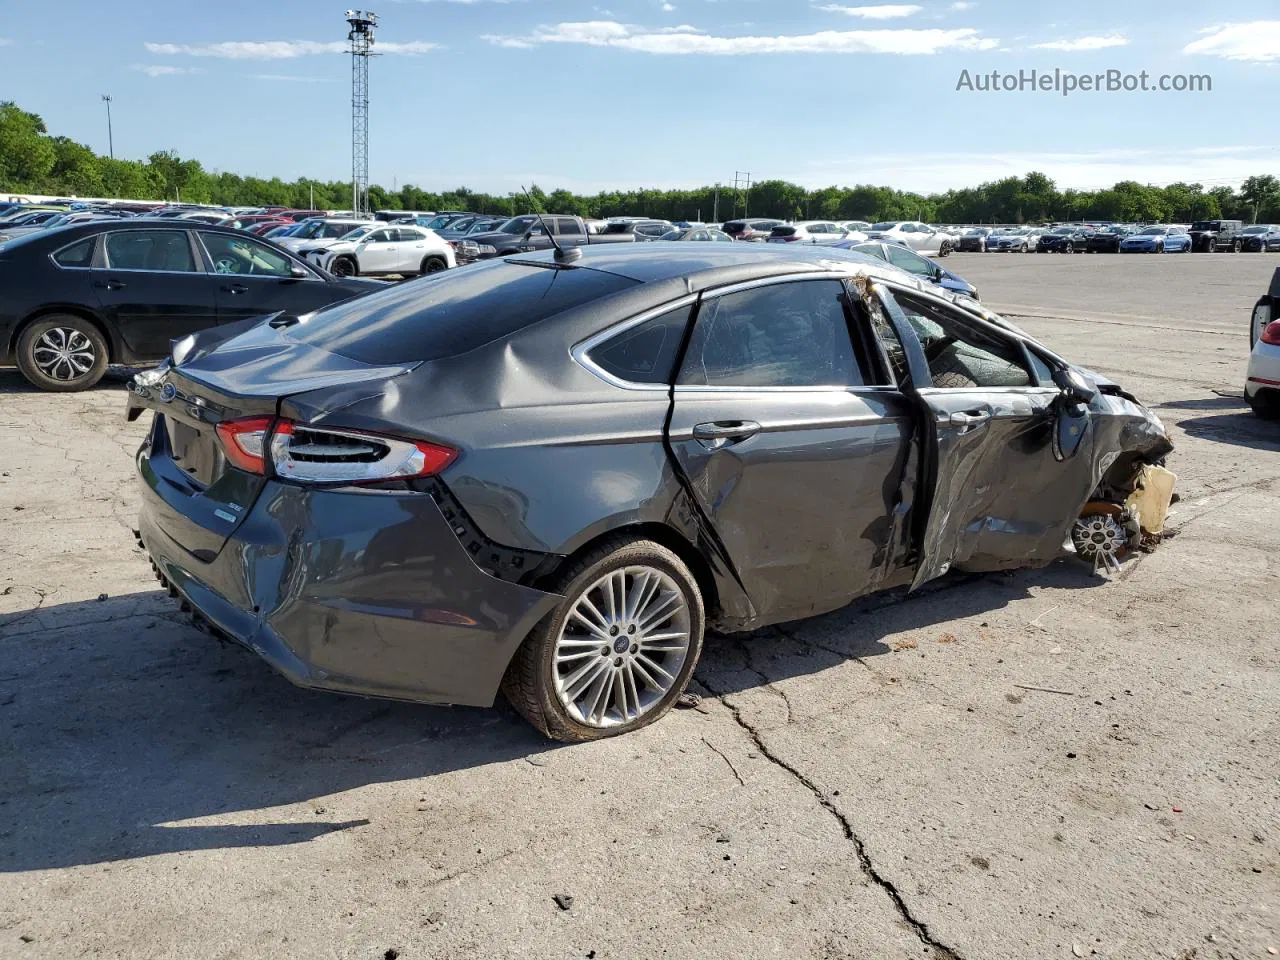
[
  {"x1": 1086, "y1": 225, "x2": 1135, "y2": 253},
  {"x1": 0, "y1": 220, "x2": 379, "y2": 391},
  {"x1": 127, "y1": 244, "x2": 1173, "y2": 741},
  {"x1": 1037, "y1": 225, "x2": 1095, "y2": 253},
  {"x1": 955, "y1": 228, "x2": 992, "y2": 252}
]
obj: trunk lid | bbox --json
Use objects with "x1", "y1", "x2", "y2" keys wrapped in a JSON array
[{"x1": 129, "y1": 319, "x2": 415, "y2": 558}]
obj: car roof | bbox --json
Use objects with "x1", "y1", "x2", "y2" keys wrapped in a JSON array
[{"x1": 504, "y1": 240, "x2": 895, "y2": 289}]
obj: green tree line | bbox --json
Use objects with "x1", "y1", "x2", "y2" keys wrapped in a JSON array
[{"x1": 4, "y1": 101, "x2": 1280, "y2": 225}]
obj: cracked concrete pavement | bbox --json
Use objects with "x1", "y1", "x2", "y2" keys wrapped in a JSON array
[{"x1": 0, "y1": 253, "x2": 1276, "y2": 959}]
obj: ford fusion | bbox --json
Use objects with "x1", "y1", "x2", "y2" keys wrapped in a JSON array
[{"x1": 128, "y1": 244, "x2": 1173, "y2": 741}]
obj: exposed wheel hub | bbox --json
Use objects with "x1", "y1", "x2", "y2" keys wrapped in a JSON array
[{"x1": 1072, "y1": 513, "x2": 1128, "y2": 572}]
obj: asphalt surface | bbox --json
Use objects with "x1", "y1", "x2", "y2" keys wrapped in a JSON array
[{"x1": 1, "y1": 251, "x2": 1277, "y2": 960}]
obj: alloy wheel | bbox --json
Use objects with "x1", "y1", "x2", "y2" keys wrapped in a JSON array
[
  {"x1": 551, "y1": 565, "x2": 692, "y2": 729},
  {"x1": 31, "y1": 327, "x2": 96, "y2": 382}
]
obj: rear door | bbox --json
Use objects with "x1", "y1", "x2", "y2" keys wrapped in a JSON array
[
  {"x1": 666, "y1": 276, "x2": 916, "y2": 624},
  {"x1": 198, "y1": 231, "x2": 343, "y2": 324},
  {"x1": 93, "y1": 228, "x2": 218, "y2": 359},
  {"x1": 556, "y1": 217, "x2": 588, "y2": 249},
  {"x1": 867, "y1": 281, "x2": 1096, "y2": 588}
]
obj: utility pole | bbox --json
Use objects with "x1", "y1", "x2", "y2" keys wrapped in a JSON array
[
  {"x1": 733, "y1": 172, "x2": 752, "y2": 218},
  {"x1": 346, "y1": 10, "x2": 378, "y2": 217},
  {"x1": 101, "y1": 95, "x2": 114, "y2": 160},
  {"x1": 712, "y1": 182, "x2": 720, "y2": 223}
]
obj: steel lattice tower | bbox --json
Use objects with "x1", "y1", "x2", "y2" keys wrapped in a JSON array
[{"x1": 346, "y1": 10, "x2": 378, "y2": 217}]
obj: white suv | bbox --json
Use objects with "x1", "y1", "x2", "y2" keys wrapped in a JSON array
[{"x1": 305, "y1": 224, "x2": 455, "y2": 278}]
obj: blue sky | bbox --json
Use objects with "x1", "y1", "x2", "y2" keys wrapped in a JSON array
[{"x1": 4, "y1": 1, "x2": 1279, "y2": 195}]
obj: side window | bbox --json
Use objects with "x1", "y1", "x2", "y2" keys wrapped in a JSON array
[
  {"x1": 587, "y1": 303, "x2": 691, "y2": 385},
  {"x1": 104, "y1": 230, "x2": 195, "y2": 272},
  {"x1": 200, "y1": 232, "x2": 295, "y2": 277},
  {"x1": 888, "y1": 290, "x2": 1033, "y2": 388},
  {"x1": 368, "y1": 230, "x2": 392, "y2": 243},
  {"x1": 1027, "y1": 350, "x2": 1055, "y2": 386},
  {"x1": 886, "y1": 244, "x2": 932, "y2": 276},
  {"x1": 52, "y1": 237, "x2": 94, "y2": 268},
  {"x1": 558, "y1": 218, "x2": 584, "y2": 237},
  {"x1": 393, "y1": 229, "x2": 419, "y2": 242},
  {"x1": 678, "y1": 280, "x2": 864, "y2": 388},
  {"x1": 690, "y1": 231, "x2": 708, "y2": 241}
]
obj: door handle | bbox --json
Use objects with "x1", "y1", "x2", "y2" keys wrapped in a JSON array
[
  {"x1": 221, "y1": 284, "x2": 248, "y2": 294},
  {"x1": 95, "y1": 279, "x2": 126, "y2": 291},
  {"x1": 692, "y1": 420, "x2": 761, "y2": 449},
  {"x1": 949, "y1": 409, "x2": 992, "y2": 431}
]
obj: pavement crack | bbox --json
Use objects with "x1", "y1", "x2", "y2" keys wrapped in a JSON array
[
  {"x1": 734, "y1": 636, "x2": 795, "y2": 722},
  {"x1": 700, "y1": 736, "x2": 745, "y2": 786},
  {"x1": 697, "y1": 671, "x2": 966, "y2": 960}
]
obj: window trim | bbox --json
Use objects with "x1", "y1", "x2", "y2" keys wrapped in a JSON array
[
  {"x1": 47, "y1": 235, "x2": 99, "y2": 272},
  {"x1": 573, "y1": 293, "x2": 699, "y2": 392},
  {"x1": 101, "y1": 228, "x2": 204, "y2": 275}
]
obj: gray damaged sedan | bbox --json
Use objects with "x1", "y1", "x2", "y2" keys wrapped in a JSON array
[{"x1": 127, "y1": 243, "x2": 1173, "y2": 741}]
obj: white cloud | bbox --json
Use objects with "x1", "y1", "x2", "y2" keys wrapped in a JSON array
[
  {"x1": 484, "y1": 20, "x2": 997, "y2": 54},
  {"x1": 1183, "y1": 21, "x2": 1280, "y2": 61},
  {"x1": 815, "y1": 4, "x2": 923, "y2": 19},
  {"x1": 144, "y1": 39, "x2": 438, "y2": 59},
  {"x1": 1032, "y1": 34, "x2": 1128, "y2": 52},
  {"x1": 249, "y1": 73, "x2": 340, "y2": 83},
  {"x1": 950, "y1": 2, "x2": 975, "y2": 9},
  {"x1": 0, "y1": 37, "x2": 12, "y2": 47},
  {"x1": 662, "y1": 2, "x2": 676, "y2": 10},
  {"x1": 131, "y1": 64, "x2": 205, "y2": 77}
]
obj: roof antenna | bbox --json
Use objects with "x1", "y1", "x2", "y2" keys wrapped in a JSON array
[{"x1": 521, "y1": 185, "x2": 581, "y2": 264}]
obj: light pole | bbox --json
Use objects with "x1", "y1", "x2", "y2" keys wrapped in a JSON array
[{"x1": 101, "y1": 95, "x2": 114, "y2": 160}]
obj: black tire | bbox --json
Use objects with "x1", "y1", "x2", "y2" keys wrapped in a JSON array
[
  {"x1": 1232, "y1": 239, "x2": 1241, "y2": 253},
  {"x1": 502, "y1": 536, "x2": 705, "y2": 742},
  {"x1": 16, "y1": 315, "x2": 109, "y2": 392},
  {"x1": 1064, "y1": 242, "x2": 1074, "y2": 254},
  {"x1": 420, "y1": 255, "x2": 448, "y2": 275},
  {"x1": 1156, "y1": 242, "x2": 1164, "y2": 254},
  {"x1": 932, "y1": 369, "x2": 978, "y2": 389},
  {"x1": 1249, "y1": 392, "x2": 1280, "y2": 420},
  {"x1": 330, "y1": 256, "x2": 358, "y2": 278}
]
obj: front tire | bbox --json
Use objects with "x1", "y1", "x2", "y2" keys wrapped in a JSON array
[
  {"x1": 1249, "y1": 392, "x2": 1280, "y2": 420},
  {"x1": 330, "y1": 256, "x2": 358, "y2": 278},
  {"x1": 502, "y1": 537, "x2": 705, "y2": 742},
  {"x1": 16, "y1": 315, "x2": 109, "y2": 392},
  {"x1": 420, "y1": 255, "x2": 448, "y2": 275}
]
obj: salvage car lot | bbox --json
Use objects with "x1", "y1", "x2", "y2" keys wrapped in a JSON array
[{"x1": 1, "y1": 253, "x2": 1276, "y2": 958}]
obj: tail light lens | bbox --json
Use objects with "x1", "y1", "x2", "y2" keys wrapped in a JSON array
[
  {"x1": 1261, "y1": 321, "x2": 1280, "y2": 346},
  {"x1": 269, "y1": 420, "x2": 457, "y2": 484},
  {"x1": 215, "y1": 417, "x2": 457, "y2": 482},
  {"x1": 215, "y1": 416, "x2": 273, "y2": 475}
]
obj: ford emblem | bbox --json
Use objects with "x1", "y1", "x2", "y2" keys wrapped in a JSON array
[{"x1": 159, "y1": 383, "x2": 177, "y2": 403}]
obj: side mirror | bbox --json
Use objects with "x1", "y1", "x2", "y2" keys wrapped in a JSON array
[
  {"x1": 289, "y1": 265, "x2": 308, "y2": 279},
  {"x1": 523, "y1": 230, "x2": 534, "y2": 240},
  {"x1": 1052, "y1": 366, "x2": 1099, "y2": 405}
]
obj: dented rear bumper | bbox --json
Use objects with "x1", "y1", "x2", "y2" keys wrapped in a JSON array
[{"x1": 137, "y1": 461, "x2": 561, "y2": 708}]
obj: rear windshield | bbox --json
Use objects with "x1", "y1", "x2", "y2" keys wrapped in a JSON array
[
  {"x1": 285, "y1": 261, "x2": 639, "y2": 364},
  {"x1": 769, "y1": 226, "x2": 797, "y2": 237},
  {"x1": 600, "y1": 222, "x2": 635, "y2": 234}
]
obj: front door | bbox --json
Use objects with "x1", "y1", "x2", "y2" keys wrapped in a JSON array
[
  {"x1": 93, "y1": 228, "x2": 218, "y2": 359},
  {"x1": 355, "y1": 228, "x2": 400, "y2": 274},
  {"x1": 197, "y1": 231, "x2": 341, "y2": 324},
  {"x1": 666, "y1": 276, "x2": 916, "y2": 624},
  {"x1": 868, "y1": 282, "x2": 1096, "y2": 588}
]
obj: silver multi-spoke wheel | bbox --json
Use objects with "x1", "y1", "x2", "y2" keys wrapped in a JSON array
[
  {"x1": 32, "y1": 326, "x2": 96, "y2": 382},
  {"x1": 552, "y1": 566, "x2": 692, "y2": 729}
]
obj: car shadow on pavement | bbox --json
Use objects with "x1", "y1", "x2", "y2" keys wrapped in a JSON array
[
  {"x1": 698, "y1": 561, "x2": 1107, "y2": 696},
  {"x1": 1177, "y1": 412, "x2": 1280, "y2": 451},
  {"x1": 0, "y1": 367, "x2": 138, "y2": 393},
  {"x1": 1153, "y1": 395, "x2": 1249, "y2": 411},
  {"x1": 0, "y1": 590, "x2": 560, "y2": 874},
  {"x1": 1, "y1": 562, "x2": 1107, "y2": 874}
]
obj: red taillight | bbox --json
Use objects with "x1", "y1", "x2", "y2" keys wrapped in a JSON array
[
  {"x1": 1261, "y1": 320, "x2": 1280, "y2": 346},
  {"x1": 216, "y1": 416, "x2": 274, "y2": 475},
  {"x1": 269, "y1": 419, "x2": 457, "y2": 484}
]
